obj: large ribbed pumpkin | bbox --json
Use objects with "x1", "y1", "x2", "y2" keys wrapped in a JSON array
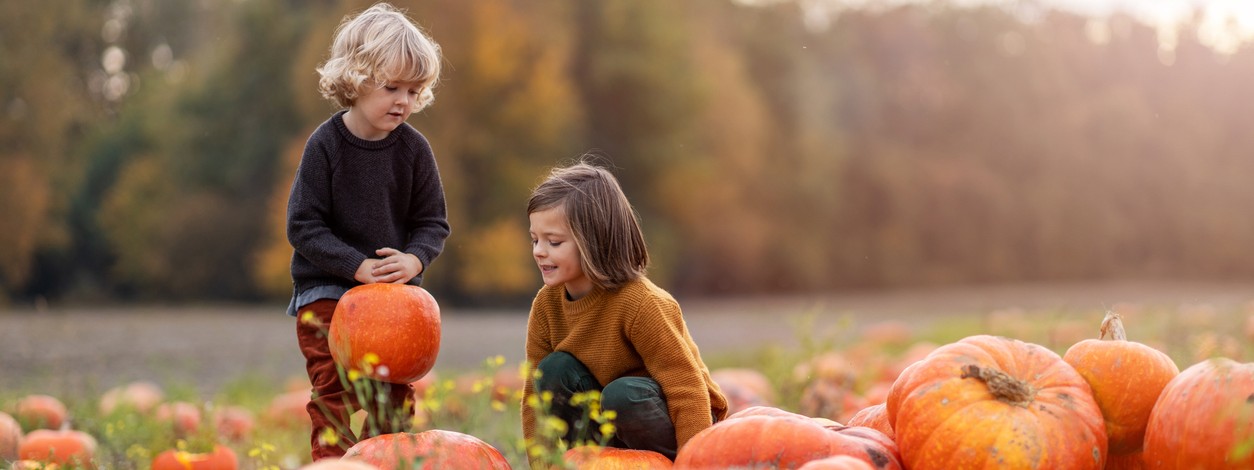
[
  {"x1": 343, "y1": 430, "x2": 509, "y2": 470},
  {"x1": 1142, "y1": 358, "x2": 1254, "y2": 469},
  {"x1": 329, "y1": 284, "x2": 441, "y2": 383},
  {"x1": 1063, "y1": 312, "x2": 1179, "y2": 455},
  {"x1": 886, "y1": 335, "x2": 1107, "y2": 469}
]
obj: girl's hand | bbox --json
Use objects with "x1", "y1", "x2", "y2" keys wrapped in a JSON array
[{"x1": 372, "y1": 247, "x2": 423, "y2": 284}]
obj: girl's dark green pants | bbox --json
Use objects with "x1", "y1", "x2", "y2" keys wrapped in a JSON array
[{"x1": 534, "y1": 351, "x2": 679, "y2": 459}]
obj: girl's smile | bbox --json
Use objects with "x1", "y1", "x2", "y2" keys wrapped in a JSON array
[{"x1": 529, "y1": 206, "x2": 593, "y2": 299}]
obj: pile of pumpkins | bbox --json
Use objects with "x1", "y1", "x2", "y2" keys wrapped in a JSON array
[{"x1": 685, "y1": 311, "x2": 1254, "y2": 469}]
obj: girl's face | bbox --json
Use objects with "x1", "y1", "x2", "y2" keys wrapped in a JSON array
[
  {"x1": 343, "y1": 79, "x2": 423, "y2": 141},
  {"x1": 529, "y1": 206, "x2": 593, "y2": 300}
]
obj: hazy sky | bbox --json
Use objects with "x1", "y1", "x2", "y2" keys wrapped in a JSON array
[
  {"x1": 1051, "y1": 0, "x2": 1254, "y2": 53},
  {"x1": 780, "y1": 0, "x2": 1254, "y2": 55}
]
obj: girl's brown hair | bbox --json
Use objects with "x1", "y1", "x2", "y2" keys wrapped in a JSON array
[{"x1": 528, "y1": 161, "x2": 648, "y2": 289}]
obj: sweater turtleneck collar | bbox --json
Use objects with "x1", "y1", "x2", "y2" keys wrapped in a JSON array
[{"x1": 332, "y1": 110, "x2": 402, "y2": 150}]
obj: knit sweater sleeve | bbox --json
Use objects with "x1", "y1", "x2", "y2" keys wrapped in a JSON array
[
  {"x1": 286, "y1": 129, "x2": 367, "y2": 281},
  {"x1": 627, "y1": 293, "x2": 715, "y2": 450},
  {"x1": 521, "y1": 290, "x2": 556, "y2": 454},
  {"x1": 402, "y1": 132, "x2": 450, "y2": 275}
]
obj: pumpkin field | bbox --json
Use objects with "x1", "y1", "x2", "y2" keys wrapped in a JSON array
[{"x1": 2, "y1": 281, "x2": 1253, "y2": 469}]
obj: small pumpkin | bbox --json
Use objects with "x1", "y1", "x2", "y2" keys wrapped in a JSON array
[
  {"x1": 155, "y1": 401, "x2": 202, "y2": 437},
  {"x1": 14, "y1": 395, "x2": 67, "y2": 431},
  {"x1": 213, "y1": 406, "x2": 256, "y2": 442},
  {"x1": 562, "y1": 445, "x2": 674, "y2": 469},
  {"x1": 886, "y1": 335, "x2": 1107, "y2": 470},
  {"x1": 1063, "y1": 311, "x2": 1179, "y2": 455},
  {"x1": 1, "y1": 411, "x2": 22, "y2": 460},
  {"x1": 710, "y1": 368, "x2": 776, "y2": 414},
  {"x1": 99, "y1": 381, "x2": 165, "y2": 414},
  {"x1": 343, "y1": 430, "x2": 510, "y2": 470},
  {"x1": 18, "y1": 429, "x2": 97, "y2": 469},
  {"x1": 265, "y1": 390, "x2": 313, "y2": 429},
  {"x1": 1142, "y1": 357, "x2": 1254, "y2": 468},
  {"x1": 151, "y1": 444, "x2": 238, "y2": 470},
  {"x1": 329, "y1": 284, "x2": 441, "y2": 384}
]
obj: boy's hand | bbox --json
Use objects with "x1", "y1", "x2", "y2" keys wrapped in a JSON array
[
  {"x1": 371, "y1": 247, "x2": 423, "y2": 284},
  {"x1": 354, "y1": 259, "x2": 379, "y2": 284}
]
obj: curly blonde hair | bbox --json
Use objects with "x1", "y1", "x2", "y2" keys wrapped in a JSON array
[{"x1": 316, "y1": 3, "x2": 442, "y2": 110}]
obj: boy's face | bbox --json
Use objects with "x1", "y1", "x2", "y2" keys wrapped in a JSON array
[
  {"x1": 529, "y1": 206, "x2": 593, "y2": 300},
  {"x1": 343, "y1": 79, "x2": 424, "y2": 141}
]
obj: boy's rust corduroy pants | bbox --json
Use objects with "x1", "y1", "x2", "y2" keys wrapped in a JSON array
[{"x1": 296, "y1": 299, "x2": 413, "y2": 461}]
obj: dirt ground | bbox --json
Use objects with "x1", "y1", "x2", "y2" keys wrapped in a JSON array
[{"x1": 2, "y1": 280, "x2": 1250, "y2": 400}]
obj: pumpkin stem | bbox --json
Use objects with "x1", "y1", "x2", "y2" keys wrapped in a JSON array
[
  {"x1": 960, "y1": 364, "x2": 1036, "y2": 407},
  {"x1": 1099, "y1": 311, "x2": 1127, "y2": 341}
]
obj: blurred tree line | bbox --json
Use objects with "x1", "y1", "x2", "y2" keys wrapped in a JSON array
[{"x1": 3, "y1": 0, "x2": 1253, "y2": 307}]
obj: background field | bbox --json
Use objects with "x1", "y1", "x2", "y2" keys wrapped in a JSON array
[{"x1": 4, "y1": 279, "x2": 1249, "y2": 400}]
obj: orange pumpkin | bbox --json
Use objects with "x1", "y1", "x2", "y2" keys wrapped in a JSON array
[
  {"x1": 821, "y1": 425, "x2": 902, "y2": 470},
  {"x1": 800, "y1": 378, "x2": 863, "y2": 424},
  {"x1": 674, "y1": 415, "x2": 838, "y2": 469},
  {"x1": 886, "y1": 335, "x2": 1107, "y2": 470},
  {"x1": 562, "y1": 445, "x2": 674, "y2": 469},
  {"x1": 329, "y1": 284, "x2": 441, "y2": 383},
  {"x1": 1063, "y1": 311, "x2": 1179, "y2": 455},
  {"x1": 673, "y1": 414, "x2": 902, "y2": 469},
  {"x1": 343, "y1": 430, "x2": 510, "y2": 470},
  {"x1": 151, "y1": 445, "x2": 238, "y2": 470},
  {"x1": 155, "y1": 401, "x2": 202, "y2": 437},
  {"x1": 725, "y1": 405, "x2": 809, "y2": 420},
  {"x1": 14, "y1": 395, "x2": 67, "y2": 431},
  {"x1": 18, "y1": 429, "x2": 97, "y2": 469},
  {"x1": 213, "y1": 406, "x2": 255, "y2": 442},
  {"x1": 1105, "y1": 451, "x2": 1144, "y2": 470},
  {"x1": 845, "y1": 403, "x2": 892, "y2": 440},
  {"x1": 799, "y1": 455, "x2": 876, "y2": 470},
  {"x1": 265, "y1": 390, "x2": 313, "y2": 429},
  {"x1": 1, "y1": 411, "x2": 22, "y2": 460},
  {"x1": 99, "y1": 381, "x2": 165, "y2": 414},
  {"x1": 1143, "y1": 358, "x2": 1254, "y2": 468},
  {"x1": 710, "y1": 368, "x2": 776, "y2": 414}
]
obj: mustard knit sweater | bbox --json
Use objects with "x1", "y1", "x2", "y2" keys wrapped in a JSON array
[{"x1": 521, "y1": 277, "x2": 728, "y2": 453}]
